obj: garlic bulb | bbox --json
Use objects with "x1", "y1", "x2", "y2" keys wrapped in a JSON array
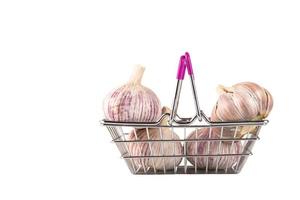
[
  {"x1": 211, "y1": 82, "x2": 273, "y2": 137},
  {"x1": 127, "y1": 127, "x2": 183, "y2": 170},
  {"x1": 187, "y1": 128, "x2": 242, "y2": 170},
  {"x1": 232, "y1": 82, "x2": 273, "y2": 118},
  {"x1": 103, "y1": 65, "x2": 162, "y2": 122}
]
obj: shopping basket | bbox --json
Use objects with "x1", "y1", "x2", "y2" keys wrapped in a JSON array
[{"x1": 100, "y1": 52, "x2": 268, "y2": 174}]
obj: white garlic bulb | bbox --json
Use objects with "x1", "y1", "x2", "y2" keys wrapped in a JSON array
[
  {"x1": 232, "y1": 82, "x2": 273, "y2": 119},
  {"x1": 211, "y1": 82, "x2": 273, "y2": 138},
  {"x1": 103, "y1": 65, "x2": 162, "y2": 122},
  {"x1": 187, "y1": 128, "x2": 242, "y2": 170},
  {"x1": 127, "y1": 127, "x2": 183, "y2": 171}
]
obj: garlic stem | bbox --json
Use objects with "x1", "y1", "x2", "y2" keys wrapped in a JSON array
[
  {"x1": 128, "y1": 65, "x2": 145, "y2": 85},
  {"x1": 161, "y1": 106, "x2": 172, "y2": 125}
]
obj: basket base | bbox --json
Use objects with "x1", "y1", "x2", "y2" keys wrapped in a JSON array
[{"x1": 131, "y1": 166, "x2": 240, "y2": 175}]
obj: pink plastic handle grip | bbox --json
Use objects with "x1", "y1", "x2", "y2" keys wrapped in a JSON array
[
  {"x1": 185, "y1": 52, "x2": 194, "y2": 75},
  {"x1": 176, "y1": 55, "x2": 186, "y2": 80}
]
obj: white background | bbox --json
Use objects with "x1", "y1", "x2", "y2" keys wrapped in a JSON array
[{"x1": 0, "y1": 0, "x2": 299, "y2": 199}]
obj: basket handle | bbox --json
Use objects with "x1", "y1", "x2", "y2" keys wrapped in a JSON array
[
  {"x1": 176, "y1": 56, "x2": 186, "y2": 80},
  {"x1": 170, "y1": 52, "x2": 202, "y2": 124},
  {"x1": 176, "y1": 52, "x2": 194, "y2": 80},
  {"x1": 185, "y1": 52, "x2": 194, "y2": 76}
]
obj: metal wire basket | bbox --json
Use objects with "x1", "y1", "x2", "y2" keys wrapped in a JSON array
[{"x1": 101, "y1": 53, "x2": 269, "y2": 175}]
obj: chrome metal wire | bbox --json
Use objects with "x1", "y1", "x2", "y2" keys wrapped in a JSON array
[{"x1": 102, "y1": 115, "x2": 265, "y2": 174}]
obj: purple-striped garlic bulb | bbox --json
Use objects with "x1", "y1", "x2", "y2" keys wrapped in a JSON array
[
  {"x1": 211, "y1": 82, "x2": 273, "y2": 138},
  {"x1": 187, "y1": 128, "x2": 242, "y2": 170},
  {"x1": 127, "y1": 127, "x2": 183, "y2": 170},
  {"x1": 103, "y1": 65, "x2": 161, "y2": 122}
]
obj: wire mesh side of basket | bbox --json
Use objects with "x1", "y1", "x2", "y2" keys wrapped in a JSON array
[{"x1": 103, "y1": 117, "x2": 266, "y2": 175}]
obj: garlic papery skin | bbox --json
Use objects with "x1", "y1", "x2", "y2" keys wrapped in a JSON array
[
  {"x1": 186, "y1": 128, "x2": 242, "y2": 170},
  {"x1": 103, "y1": 65, "x2": 162, "y2": 122},
  {"x1": 233, "y1": 82, "x2": 273, "y2": 119},
  {"x1": 211, "y1": 82, "x2": 273, "y2": 138},
  {"x1": 127, "y1": 127, "x2": 183, "y2": 171}
]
